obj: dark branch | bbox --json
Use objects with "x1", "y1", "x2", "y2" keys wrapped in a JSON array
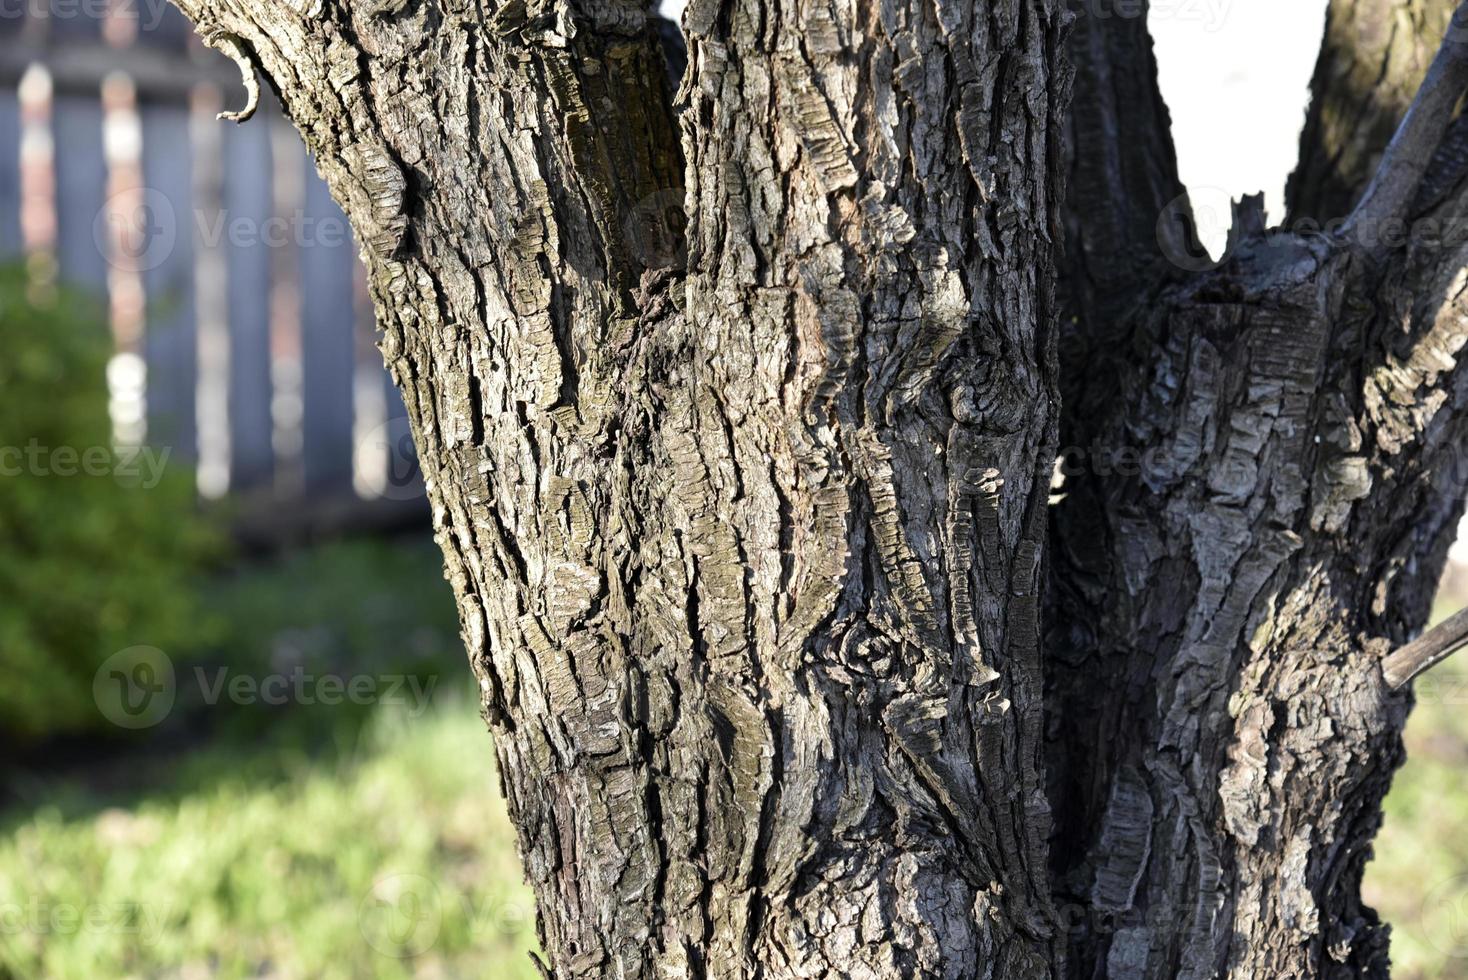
[
  {"x1": 1343, "y1": 2, "x2": 1468, "y2": 251},
  {"x1": 1382, "y1": 605, "x2": 1468, "y2": 688},
  {"x1": 1055, "y1": 0, "x2": 1189, "y2": 457}
]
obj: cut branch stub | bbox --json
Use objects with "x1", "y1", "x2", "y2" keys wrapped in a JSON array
[
  {"x1": 203, "y1": 32, "x2": 260, "y2": 123},
  {"x1": 1382, "y1": 605, "x2": 1468, "y2": 688}
]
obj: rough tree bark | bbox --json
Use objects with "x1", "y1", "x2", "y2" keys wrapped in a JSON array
[
  {"x1": 1051, "y1": 1, "x2": 1468, "y2": 976},
  {"x1": 164, "y1": 0, "x2": 1468, "y2": 975}
]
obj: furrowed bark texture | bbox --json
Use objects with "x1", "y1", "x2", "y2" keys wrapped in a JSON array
[
  {"x1": 164, "y1": 0, "x2": 1468, "y2": 974},
  {"x1": 1052, "y1": 3, "x2": 1468, "y2": 977},
  {"x1": 169, "y1": 0, "x2": 1072, "y2": 975}
]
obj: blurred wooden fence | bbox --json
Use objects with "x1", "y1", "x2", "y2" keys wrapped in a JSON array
[{"x1": 0, "y1": 2, "x2": 424, "y2": 530}]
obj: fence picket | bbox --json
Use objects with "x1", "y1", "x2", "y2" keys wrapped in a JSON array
[
  {"x1": 140, "y1": 102, "x2": 196, "y2": 460},
  {"x1": 300, "y1": 160, "x2": 356, "y2": 493},
  {"x1": 52, "y1": 95, "x2": 107, "y2": 295},
  {"x1": 222, "y1": 114, "x2": 274, "y2": 491},
  {"x1": 0, "y1": 38, "x2": 425, "y2": 518},
  {"x1": 0, "y1": 92, "x2": 18, "y2": 256}
]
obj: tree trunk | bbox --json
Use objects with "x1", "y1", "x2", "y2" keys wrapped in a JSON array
[
  {"x1": 171, "y1": 0, "x2": 1071, "y2": 974},
  {"x1": 1051, "y1": 2, "x2": 1468, "y2": 976},
  {"x1": 165, "y1": 0, "x2": 1468, "y2": 975}
]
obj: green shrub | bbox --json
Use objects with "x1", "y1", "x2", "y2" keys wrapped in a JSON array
[
  {"x1": 0, "y1": 266, "x2": 219, "y2": 741},
  {"x1": 192, "y1": 536, "x2": 464, "y2": 745}
]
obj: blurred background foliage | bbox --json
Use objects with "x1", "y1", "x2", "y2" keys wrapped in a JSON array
[
  {"x1": 0, "y1": 268, "x2": 537, "y2": 978},
  {"x1": 1366, "y1": 638, "x2": 1468, "y2": 979},
  {"x1": 0, "y1": 268, "x2": 219, "y2": 743},
  {"x1": 1, "y1": 261, "x2": 1468, "y2": 980},
  {"x1": 0, "y1": 529, "x2": 541, "y2": 980}
]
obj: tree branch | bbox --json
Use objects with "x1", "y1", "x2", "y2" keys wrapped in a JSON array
[
  {"x1": 1060, "y1": 0, "x2": 1188, "y2": 316},
  {"x1": 1343, "y1": 2, "x2": 1468, "y2": 251},
  {"x1": 1288, "y1": 0, "x2": 1459, "y2": 224},
  {"x1": 1382, "y1": 605, "x2": 1468, "y2": 688},
  {"x1": 1056, "y1": 0, "x2": 1190, "y2": 452}
]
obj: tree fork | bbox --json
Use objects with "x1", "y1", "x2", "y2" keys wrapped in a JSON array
[
  {"x1": 1051, "y1": 2, "x2": 1468, "y2": 975},
  {"x1": 162, "y1": 0, "x2": 1468, "y2": 975}
]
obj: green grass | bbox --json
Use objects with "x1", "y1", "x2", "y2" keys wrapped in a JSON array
[
  {"x1": 0, "y1": 698, "x2": 539, "y2": 980},
  {"x1": 0, "y1": 535, "x2": 539, "y2": 979}
]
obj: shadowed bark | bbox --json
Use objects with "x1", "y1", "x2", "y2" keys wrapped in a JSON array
[
  {"x1": 161, "y1": 0, "x2": 1468, "y2": 975},
  {"x1": 1051, "y1": 2, "x2": 1468, "y2": 975}
]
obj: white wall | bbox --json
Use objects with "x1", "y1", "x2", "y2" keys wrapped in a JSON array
[{"x1": 1149, "y1": 0, "x2": 1326, "y2": 255}]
